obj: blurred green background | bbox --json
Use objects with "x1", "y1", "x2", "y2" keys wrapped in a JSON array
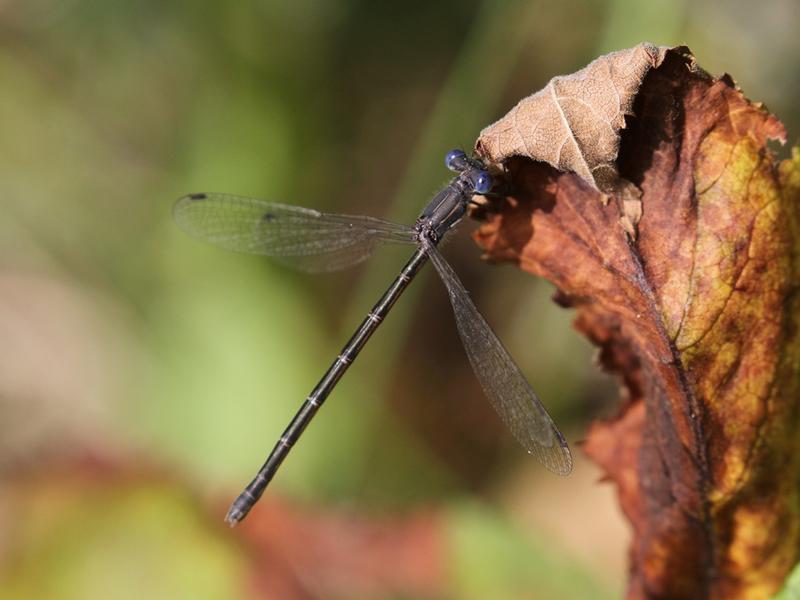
[{"x1": 1, "y1": 0, "x2": 797, "y2": 598}]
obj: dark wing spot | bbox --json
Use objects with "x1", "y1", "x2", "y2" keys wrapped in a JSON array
[
  {"x1": 262, "y1": 212, "x2": 277, "y2": 222},
  {"x1": 188, "y1": 193, "x2": 207, "y2": 201}
]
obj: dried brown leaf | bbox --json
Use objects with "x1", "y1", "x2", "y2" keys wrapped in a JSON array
[
  {"x1": 477, "y1": 42, "x2": 667, "y2": 193},
  {"x1": 473, "y1": 47, "x2": 800, "y2": 599}
]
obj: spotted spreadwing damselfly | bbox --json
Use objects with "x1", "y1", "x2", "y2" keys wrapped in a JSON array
[{"x1": 173, "y1": 149, "x2": 573, "y2": 525}]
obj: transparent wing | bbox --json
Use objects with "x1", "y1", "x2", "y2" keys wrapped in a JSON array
[
  {"x1": 173, "y1": 193, "x2": 416, "y2": 272},
  {"x1": 426, "y1": 244, "x2": 573, "y2": 475}
]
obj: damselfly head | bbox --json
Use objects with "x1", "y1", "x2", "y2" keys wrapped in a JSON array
[{"x1": 445, "y1": 150, "x2": 492, "y2": 194}]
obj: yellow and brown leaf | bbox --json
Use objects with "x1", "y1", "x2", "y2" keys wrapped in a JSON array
[{"x1": 473, "y1": 46, "x2": 800, "y2": 599}]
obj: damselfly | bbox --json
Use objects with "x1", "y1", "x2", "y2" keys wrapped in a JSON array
[{"x1": 173, "y1": 149, "x2": 573, "y2": 525}]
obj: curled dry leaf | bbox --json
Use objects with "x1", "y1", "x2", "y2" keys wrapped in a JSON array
[
  {"x1": 477, "y1": 43, "x2": 667, "y2": 192},
  {"x1": 473, "y1": 46, "x2": 800, "y2": 599},
  {"x1": 477, "y1": 42, "x2": 671, "y2": 237}
]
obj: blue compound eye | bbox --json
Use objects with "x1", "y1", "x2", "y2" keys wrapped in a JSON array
[
  {"x1": 474, "y1": 170, "x2": 492, "y2": 194},
  {"x1": 445, "y1": 149, "x2": 467, "y2": 171}
]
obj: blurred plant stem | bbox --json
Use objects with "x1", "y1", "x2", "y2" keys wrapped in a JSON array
[
  {"x1": 597, "y1": 0, "x2": 688, "y2": 52},
  {"x1": 341, "y1": 0, "x2": 547, "y2": 438}
]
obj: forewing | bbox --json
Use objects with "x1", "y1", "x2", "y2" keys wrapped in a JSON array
[
  {"x1": 426, "y1": 244, "x2": 573, "y2": 475},
  {"x1": 173, "y1": 193, "x2": 416, "y2": 272}
]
